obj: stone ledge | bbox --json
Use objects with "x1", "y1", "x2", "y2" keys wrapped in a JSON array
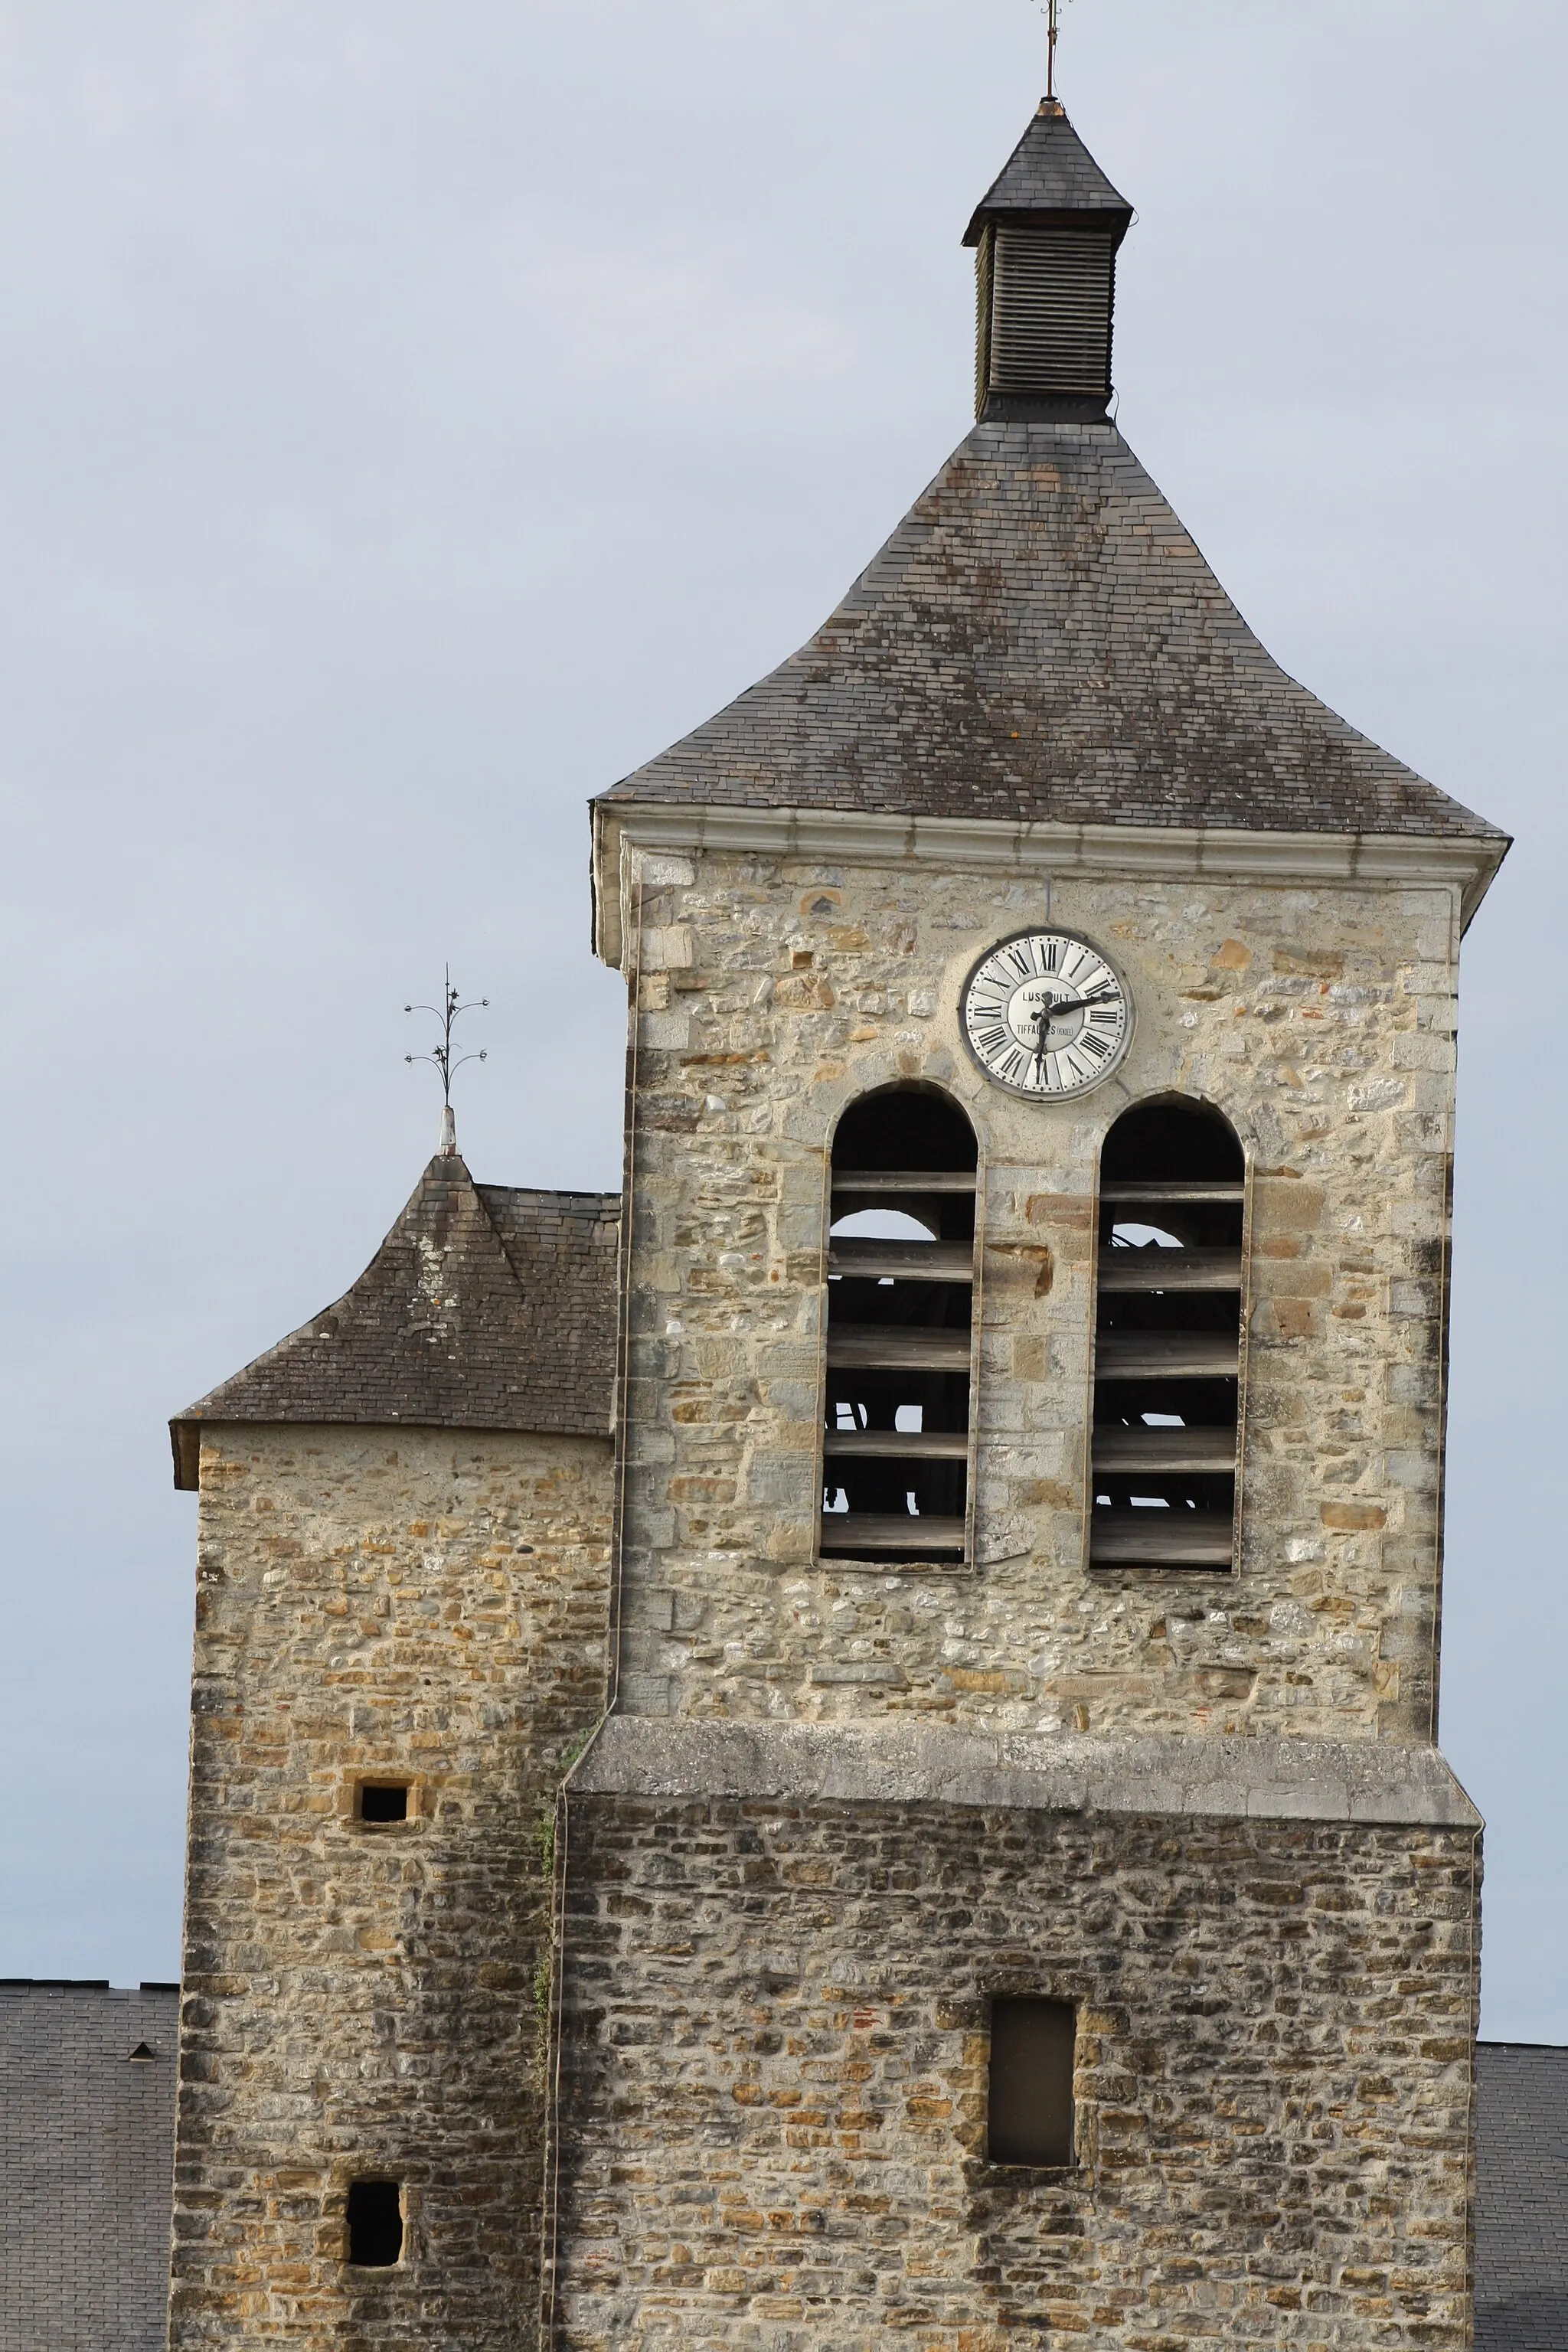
[
  {"x1": 570, "y1": 1715, "x2": 1481, "y2": 1829},
  {"x1": 593, "y1": 805, "x2": 1504, "y2": 967}
]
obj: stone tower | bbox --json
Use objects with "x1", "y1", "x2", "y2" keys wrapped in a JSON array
[
  {"x1": 553, "y1": 96, "x2": 1506, "y2": 2350},
  {"x1": 167, "y1": 94, "x2": 1506, "y2": 2352}
]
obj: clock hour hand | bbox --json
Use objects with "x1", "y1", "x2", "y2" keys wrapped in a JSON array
[{"x1": 1036, "y1": 989, "x2": 1116, "y2": 1022}]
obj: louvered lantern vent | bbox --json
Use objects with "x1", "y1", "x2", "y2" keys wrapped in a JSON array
[{"x1": 978, "y1": 224, "x2": 1116, "y2": 402}]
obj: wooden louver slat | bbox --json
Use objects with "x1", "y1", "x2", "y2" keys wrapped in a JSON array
[
  {"x1": 823, "y1": 1429, "x2": 969, "y2": 1462},
  {"x1": 1095, "y1": 1331, "x2": 1239, "y2": 1380},
  {"x1": 1097, "y1": 1248, "x2": 1242, "y2": 1293},
  {"x1": 831, "y1": 1170, "x2": 976, "y2": 1195},
  {"x1": 828, "y1": 1326, "x2": 972, "y2": 1373},
  {"x1": 820, "y1": 1514, "x2": 966, "y2": 1557},
  {"x1": 1091, "y1": 1426, "x2": 1237, "y2": 1475},
  {"x1": 1100, "y1": 1182, "x2": 1244, "y2": 1205},
  {"x1": 830, "y1": 1240, "x2": 974, "y2": 1280},
  {"x1": 1089, "y1": 1510, "x2": 1236, "y2": 1568}
]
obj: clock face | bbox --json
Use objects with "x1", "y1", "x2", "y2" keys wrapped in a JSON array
[{"x1": 962, "y1": 929, "x2": 1132, "y2": 1098}]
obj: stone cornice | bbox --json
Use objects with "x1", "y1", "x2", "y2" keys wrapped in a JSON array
[
  {"x1": 572, "y1": 1714, "x2": 1482, "y2": 1831},
  {"x1": 590, "y1": 800, "x2": 1508, "y2": 969}
]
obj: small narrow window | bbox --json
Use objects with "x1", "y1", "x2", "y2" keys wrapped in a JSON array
[
  {"x1": 821, "y1": 1086, "x2": 978, "y2": 1566},
  {"x1": 357, "y1": 1783, "x2": 409, "y2": 1824},
  {"x1": 1090, "y1": 1098, "x2": 1244, "y2": 1571},
  {"x1": 988, "y1": 1998, "x2": 1076, "y2": 2167},
  {"x1": 346, "y1": 2179, "x2": 403, "y2": 2267}
]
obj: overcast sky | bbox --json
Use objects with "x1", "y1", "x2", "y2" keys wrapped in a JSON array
[{"x1": 1, "y1": 0, "x2": 1563, "y2": 2037}]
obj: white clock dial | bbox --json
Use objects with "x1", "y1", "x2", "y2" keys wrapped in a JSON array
[{"x1": 962, "y1": 929, "x2": 1132, "y2": 1098}]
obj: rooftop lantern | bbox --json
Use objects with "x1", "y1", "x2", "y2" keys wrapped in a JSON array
[{"x1": 963, "y1": 99, "x2": 1133, "y2": 421}]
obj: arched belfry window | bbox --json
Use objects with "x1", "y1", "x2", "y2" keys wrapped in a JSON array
[
  {"x1": 1090, "y1": 1099, "x2": 1244, "y2": 1573},
  {"x1": 821, "y1": 1086, "x2": 978, "y2": 1566}
]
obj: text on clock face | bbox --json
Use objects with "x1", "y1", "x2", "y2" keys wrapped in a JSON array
[{"x1": 962, "y1": 932, "x2": 1129, "y2": 1096}]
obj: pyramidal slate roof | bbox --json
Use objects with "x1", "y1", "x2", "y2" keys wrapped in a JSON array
[
  {"x1": 962, "y1": 96, "x2": 1132, "y2": 240},
  {"x1": 600, "y1": 415, "x2": 1501, "y2": 844},
  {"x1": 170, "y1": 1152, "x2": 619, "y2": 1485}
]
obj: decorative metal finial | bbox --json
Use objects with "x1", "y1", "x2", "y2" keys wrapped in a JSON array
[
  {"x1": 1039, "y1": 0, "x2": 1073, "y2": 101},
  {"x1": 404, "y1": 967, "x2": 488, "y2": 1155}
]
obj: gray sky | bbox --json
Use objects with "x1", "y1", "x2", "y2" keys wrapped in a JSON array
[{"x1": 2, "y1": 0, "x2": 1563, "y2": 2037}]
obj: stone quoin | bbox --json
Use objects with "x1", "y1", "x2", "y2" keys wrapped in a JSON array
[{"x1": 166, "y1": 91, "x2": 1507, "y2": 2352}]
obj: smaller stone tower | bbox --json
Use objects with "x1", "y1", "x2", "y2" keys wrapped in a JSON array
[{"x1": 165, "y1": 1150, "x2": 618, "y2": 2348}]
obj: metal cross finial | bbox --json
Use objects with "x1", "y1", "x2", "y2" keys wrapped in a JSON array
[{"x1": 405, "y1": 967, "x2": 488, "y2": 1154}]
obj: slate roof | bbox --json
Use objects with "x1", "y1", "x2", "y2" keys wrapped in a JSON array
[
  {"x1": 0, "y1": 1981, "x2": 179, "y2": 2352},
  {"x1": 962, "y1": 98, "x2": 1132, "y2": 242},
  {"x1": 170, "y1": 1153, "x2": 619, "y2": 1485},
  {"x1": 602, "y1": 417, "x2": 1501, "y2": 844},
  {"x1": 1476, "y1": 2042, "x2": 1568, "y2": 2350}
]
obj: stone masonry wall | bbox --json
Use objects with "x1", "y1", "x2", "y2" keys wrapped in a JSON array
[
  {"x1": 615, "y1": 846, "x2": 1462, "y2": 1743},
  {"x1": 551, "y1": 1792, "x2": 1481, "y2": 2351},
  {"x1": 168, "y1": 1423, "x2": 613, "y2": 2352}
]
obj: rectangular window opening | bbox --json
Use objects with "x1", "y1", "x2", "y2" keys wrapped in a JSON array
[
  {"x1": 988, "y1": 1997, "x2": 1076, "y2": 2169},
  {"x1": 346, "y1": 2178, "x2": 403, "y2": 2267},
  {"x1": 357, "y1": 1783, "x2": 410, "y2": 1824}
]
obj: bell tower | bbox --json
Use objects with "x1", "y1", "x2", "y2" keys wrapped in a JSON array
[{"x1": 548, "y1": 88, "x2": 1506, "y2": 2350}]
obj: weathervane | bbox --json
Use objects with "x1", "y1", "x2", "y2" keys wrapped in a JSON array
[
  {"x1": 405, "y1": 968, "x2": 488, "y2": 1156},
  {"x1": 1040, "y1": 0, "x2": 1073, "y2": 100}
]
